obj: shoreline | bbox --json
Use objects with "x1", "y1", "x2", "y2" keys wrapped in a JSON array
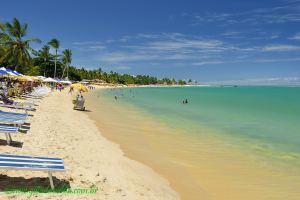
[
  {"x1": 85, "y1": 87, "x2": 208, "y2": 200},
  {"x1": 85, "y1": 86, "x2": 300, "y2": 200},
  {"x1": 0, "y1": 88, "x2": 179, "y2": 200}
]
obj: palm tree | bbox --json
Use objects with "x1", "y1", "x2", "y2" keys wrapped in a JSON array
[
  {"x1": 0, "y1": 22, "x2": 5, "y2": 31},
  {"x1": 0, "y1": 18, "x2": 40, "y2": 71},
  {"x1": 61, "y1": 49, "x2": 72, "y2": 79},
  {"x1": 0, "y1": 22, "x2": 7, "y2": 62},
  {"x1": 37, "y1": 45, "x2": 51, "y2": 76},
  {"x1": 48, "y1": 38, "x2": 60, "y2": 78}
]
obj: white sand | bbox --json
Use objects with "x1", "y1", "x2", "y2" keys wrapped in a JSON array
[{"x1": 0, "y1": 89, "x2": 179, "y2": 200}]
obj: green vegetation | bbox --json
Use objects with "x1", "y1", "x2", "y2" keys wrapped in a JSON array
[{"x1": 0, "y1": 18, "x2": 188, "y2": 85}]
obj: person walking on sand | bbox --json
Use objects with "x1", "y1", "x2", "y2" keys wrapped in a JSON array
[{"x1": 69, "y1": 87, "x2": 74, "y2": 94}]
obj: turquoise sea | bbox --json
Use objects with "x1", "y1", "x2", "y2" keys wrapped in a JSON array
[
  {"x1": 105, "y1": 86, "x2": 300, "y2": 160},
  {"x1": 89, "y1": 86, "x2": 300, "y2": 199}
]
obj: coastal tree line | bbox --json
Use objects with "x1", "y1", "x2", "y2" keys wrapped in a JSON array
[{"x1": 0, "y1": 18, "x2": 190, "y2": 85}]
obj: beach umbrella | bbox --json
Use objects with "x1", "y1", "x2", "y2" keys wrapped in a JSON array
[
  {"x1": 0, "y1": 68, "x2": 8, "y2": 75},
  {"x1": 13, "y1": 70, "x2": 23, "y2": 76},
  {"x1": 24, "y1": 76, "x2": 39, "y2": 81},
  {"x1": 0, "y1": 67, "x2": 21, "y2": 76},
  {"x1": 14, "y1": 76, "x2": 30, "y2": 81},
  {"x1": 36, "y1": 76, "x2": 46, "y2": 81},
  {"x1": 70, "y1": 83, "x2": 88, "y2": 92},
  {"x1": 60, "y1": 80, "x2": 72, "y2": 84},
  {"x1": 28, "y1": 76, "x2": 40, "y2": 81},
  {"x1": 43, "y1": 77, "x2": 58, "y2": 83},
  {"x1": 5, "y1": 68, "x2": 18, "y2": 76}
]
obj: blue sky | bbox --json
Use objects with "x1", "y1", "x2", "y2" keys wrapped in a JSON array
[{"x1": 1, "y1": 0, "x2": 300, "y2": 84}]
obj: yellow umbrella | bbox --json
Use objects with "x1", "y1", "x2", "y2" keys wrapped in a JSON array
[
  {"x1": 70, "y1": 83, "x2": 88, "y2": 92},
  {"x1": 14, "y1": 76, "x2": 30, "y2": 81},
  {"x1": 27, "y1": 76, "x2": 40, "y2": 81}
]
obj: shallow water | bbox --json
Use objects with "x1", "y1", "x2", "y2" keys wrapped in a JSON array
[{"x1": 86, "y1": 86, "x2": 300, "y2": 200}]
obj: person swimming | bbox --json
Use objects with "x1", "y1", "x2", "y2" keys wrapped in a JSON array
[{"x1": 182, "y1": 99, "x2": 188, "y2": 104}]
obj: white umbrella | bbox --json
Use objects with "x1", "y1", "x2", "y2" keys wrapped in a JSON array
[
  {"x1": 59, "y1": 80, "x2": 72, "y2": 84},
  {"x1": 36, "y1": 76, "x2": 46, "y2": 80},
  {"x1": 42, "y1": 77, "x2": 58, "y2": 83}
]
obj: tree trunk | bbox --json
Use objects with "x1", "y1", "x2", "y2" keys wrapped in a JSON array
[
  {"x1": 61, "y1": 64, "x2": 66, "y2": 79},
  {"x1": 44, "y1": 59, "x2": 46, "y2": 77},
  {"x1": 54, "y1": 49, "x2": 57, "y2": 78},
  {"x1": 66, "y1": 64, "x2": 69, "y2": 79}
]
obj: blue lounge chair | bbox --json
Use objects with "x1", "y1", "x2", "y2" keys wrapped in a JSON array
[
  {"x1": 0, "y1": 103, "x2": 36, "y2": 114},
  {"x1": 0, "y1": 111, "x2": 27, "y2": 126},
  {"x1": 0, "y1": 125, "x2": 18, "y2": 145},
  {"x1": 0, "y1": 111, "x2": 27, "y2": 117},
  {"x1": 0, "y1": 154, "x2": 65, "y2": 189},
  {"x1": 0, "y1": 118, "x2": 25, "y2": 127}
]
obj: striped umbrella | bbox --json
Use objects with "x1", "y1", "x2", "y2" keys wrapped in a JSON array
[
  {"x1": 0, "y1": 68, "x2": 8, "y2": 75},
  {"x1": 5, "y1": 68, "x2": 19, "y2": 76},
  {"x1": 0, "y1": 67, "x2": 23, "y2": 76},
  {"x1": 13, "y1": 70, "x2": 23, "y2": 76}
]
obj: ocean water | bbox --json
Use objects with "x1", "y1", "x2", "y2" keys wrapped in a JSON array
[{"x1": 87, "y1": 86, "x2": 300, "y2": 200}]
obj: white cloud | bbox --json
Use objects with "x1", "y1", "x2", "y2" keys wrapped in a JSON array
[
  {"x1": 105, "y1": 39, "x2": 115, "y2": 43},
  {"x1": 188, "y1": 2, "x2": 300, "y2": 26},
  {"x1": 255, "y1": 57, "x2": 300, "y2": 62},
  {"x1": 89, "y1": 45, "x2": 106, "y2": 50},
  {"x1": 192, "y1": 61, "x2": 224, "y2": 66},
  {"x1": 72, "y1": 41, "x2": 102, "y2": 45},
  {"x1": 98, "y1": 52, "x2": 157, "y2": 62},
  {"x1": 222, "y1": 31, "x2": 242, "y2": 36},
  {"x1": 270, "y1": 33, "x2": 280, "y2": 39},
  {"x1": 289, "y1": 33, "x2": 300, "y2": 40},
  {"x1": 89, "y1": 32, "x2": 300, "y2": 69},
  {"x1": 145, "y1": 39, "x2": 224, "y2": 51},
  {"x1": 262, "y1": 44, "x2": 300, "y2": 51},
  {"x1": 114, "y1": 66, "x2": 131, "y2": 70}
]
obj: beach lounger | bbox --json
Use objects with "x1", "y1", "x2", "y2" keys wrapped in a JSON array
[
  {"x1": 0, "y1": 110, "x2": 28, "y2": 116},
  {"x1": 0, "y1": 103, "x2": 35, "y2": 114},
  {"x1": 0, "y1": 111, "x2": 27, "y2": 126},
  {"x1": 0, "y1": 154, "x2": 65, "y2": 189},
  {"x1": 21, "y1": 94, "x2": 44, "y2": 99},
  {"x1": 0, "y1": 119, "x2": 25, "y2": 127},
  {"x1": 0, "y1": 93, "x2": 36, "y2": 111},
  {"x1": 0, "y1": 111, "x2": 27, "y2": 119},
  {"x1": 0, "y1": 125, "x2": 18, "y2": 144}
]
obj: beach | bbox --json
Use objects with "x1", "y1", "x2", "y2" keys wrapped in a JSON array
[
  {"x1": 0, "y1": 88, "x2": 179, "y2": 200},
  {"x1": 1, "y1": 1, "x2": 300, "y2": 199}
]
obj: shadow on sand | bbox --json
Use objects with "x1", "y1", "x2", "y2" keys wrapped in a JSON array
[
  {"x1": 0, "y1": 139, "x2": 23, "y2": 148},
  {"x1": 0, "y1": 174, "x2": 70, "y2": 191}
]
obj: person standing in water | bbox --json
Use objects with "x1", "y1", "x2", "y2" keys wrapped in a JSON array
[{"x1": 115, "y1": 95, "x2": 117, "y2": 100}]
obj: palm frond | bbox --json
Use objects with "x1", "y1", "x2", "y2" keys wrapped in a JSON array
[
  {"x1": 48, "y1": 38, "x2": 60, "y2": 49},
  {"x1": 0, "y1": 23, "x2": 6, "y2": 31}
]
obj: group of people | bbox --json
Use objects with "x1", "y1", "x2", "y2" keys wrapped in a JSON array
[
  {"x1": 182, "y1": 99, "x2": 189, "y2": 104},
  {"x1": 87, "y1": 85, "x2": 95, "y2": 90},
  {"x1": 0, "y1": 78, "x2": 42, "y2": 97}
]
